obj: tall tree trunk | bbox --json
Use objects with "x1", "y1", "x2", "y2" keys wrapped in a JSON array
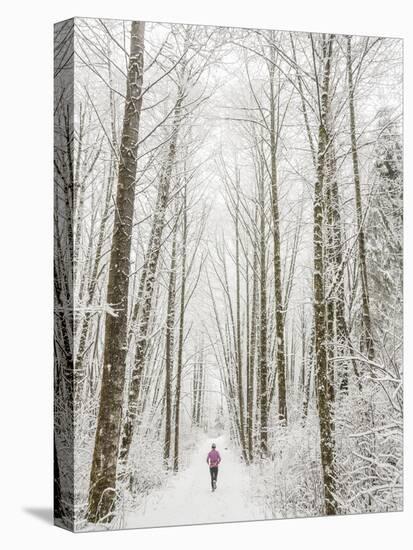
[
  {"x1": 325, "y1": 149, "x2": 337, "y2": 407},
  {"x1": 258, "y1": 163, "x2": 268, "y2": 456},
  {"x1": 268, "y1": 61, "x2": 288, "y2": 425},
  {"x1": 346, "y1": 36, "x2": 375, "y2": 361},
  {"x1": 173, "y1": 184, "x2": 188, "y2": 472},
  {"x1": 247, "y1": 210, "x2": 258, "y2": 461},
  {"x1": 196, "y1": 342, "x2": 204, "y2": 426},
  {"x1": 192, "y1": 354, "x2": 199, "y2": 425},
  {"x1": 235, "y1": 177, "x2": 247, "y2": 459},
  {"x1": 87, "y1": 21, "x2": 145, "y2": 524},
  {"x1": 164, "y1": 214, "x2": 178, "y2": 466},
  {"x1": 302, "y1": 320, "x2": 315, "y2": 421},
  {"x1": 119, "y1": 86, "x2": 185, "y2": 466},
  {"x1": 313, "y1": 34, "x2": 337, "y2": 516}
]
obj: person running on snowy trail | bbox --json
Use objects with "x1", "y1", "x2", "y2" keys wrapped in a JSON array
[{"x1": 206, "y1": 443, "x2": 221, "y2": 491}]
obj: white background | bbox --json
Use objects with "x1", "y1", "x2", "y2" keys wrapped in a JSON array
[{"x1": 0, "y1": 0, "x2": 410, "y2": 548}]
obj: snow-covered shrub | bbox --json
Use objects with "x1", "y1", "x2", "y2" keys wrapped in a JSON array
[
  {"x1": 248, "y1": 404, "x2": 325, "y2": 519},
  {"x1": 334, "y1": 374, "x2": 403, "y2": 514}
]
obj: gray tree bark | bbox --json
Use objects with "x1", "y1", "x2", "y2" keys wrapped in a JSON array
[
  {"x1": 268, "y1": 58, "x2": 288, "y2": 425},
  {"x1": 87, "y1": 21, "x2": 145, "y2": 524},
  {"x1": 258, "y1": 159, "x2": 268, "y2": 456},
  {"x1": 164, "y1": 212, "x2": 178, "y2": 466},
  {"x1": 119, "y1": 85, "x2": 185, "y2": 467},
  {"x1": 173, "y1": 184, "x2": 188, "y2": 472},
  {"x1": 312, "y1": 34, "x2": 337, "y2": 516},
  {"x1": 346, "y1": 36, "x2": 375, "y2": 362}
]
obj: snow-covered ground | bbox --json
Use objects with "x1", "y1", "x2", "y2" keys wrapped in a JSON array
[{"x1": 126, "y1": 435, "x2": 262, "y2": 528}]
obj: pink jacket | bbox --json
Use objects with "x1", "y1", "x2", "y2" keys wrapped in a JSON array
[{"x1": 207, "y1": 449, "x2": 221, "y2": 468}]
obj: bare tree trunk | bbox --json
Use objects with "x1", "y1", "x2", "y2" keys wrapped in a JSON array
[
  {"x1": 173, "y1": 184, "x2": 188, "y2": 472},
  {"x1": 235, "y1": 177, "x2": 247, "y2": 459},
  {"x1": 325, "y1": 151, "x2": 337, "y2": 407},
  {"x1": 192, "y1": 350, "x2": 200, "y2": 426},
  {"x1": 346, "y1": 36, "x2": 375, "y2": 362},
  {"x1": 87, "y1": 21, "x2": 145, "y2": 524},
  {"x1": 119, "y1": 87, "x2": 185, "y2": 467},
  {"x1": 312, "y1": 34, "x2": 337, "y2": 516},
  {"x1": 247, "y1": 234, "x2": 258, "y2": 462},
  {"x1": 302, "y1": 320, "x2": 315, "y2": 420},
  {"x1": 196, "y1": 342, "x2": 204, "y2": 426},
  {"x1": 164, "y1": 213, "x2": 178, "y2": 466},
  {"x1": 268, "y1": 60, "x2": 288, "y2": 425},
  {"x1": 258, "y1": 161, "x2": 268, "y2": 456}
]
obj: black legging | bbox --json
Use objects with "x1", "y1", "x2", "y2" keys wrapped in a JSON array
[{"x1": 210, "y1": 466, "x2": 218, "y2": 489}]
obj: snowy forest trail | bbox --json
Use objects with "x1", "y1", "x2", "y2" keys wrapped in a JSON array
[
  {"x1": 126, "y1": 435, "x2": 262, "y2": 528},
  {"x1": 53, "y1": 20, "x2": 403, "y2": 529}
]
